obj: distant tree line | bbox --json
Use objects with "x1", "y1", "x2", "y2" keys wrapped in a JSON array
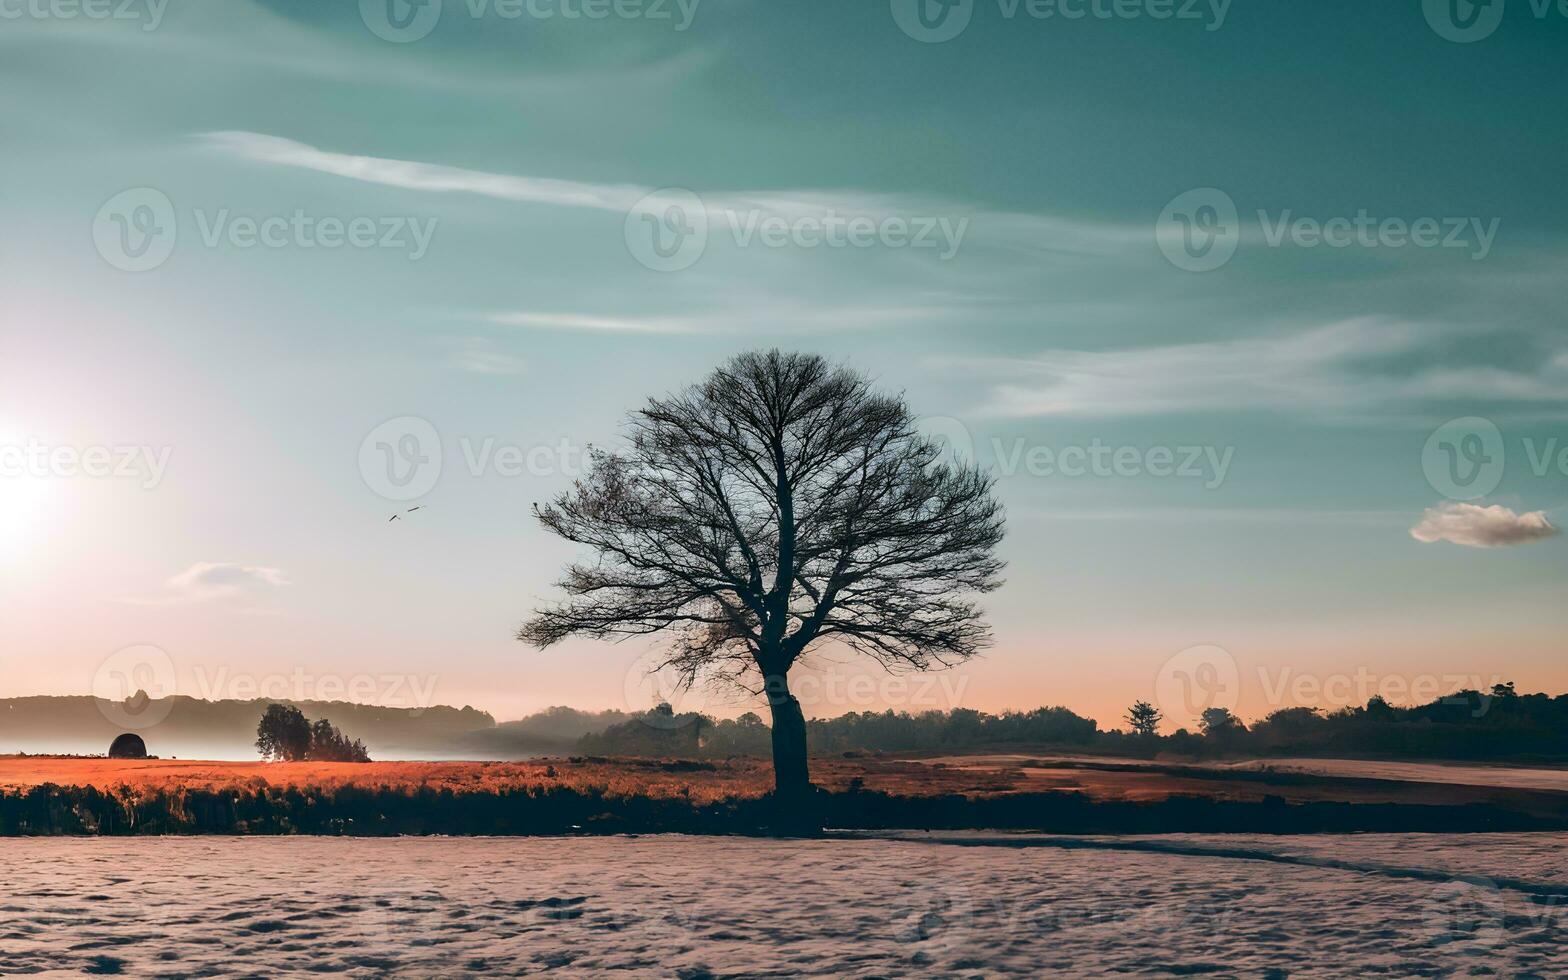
[
  {"x1": 256, "y1": 704, "x2": 371, "y2": 762},
  {"x1": 578, "y1": 683, "x2": 1568, "y2": 762}
]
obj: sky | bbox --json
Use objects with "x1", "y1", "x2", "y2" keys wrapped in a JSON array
[{"x1": 1, "y1": 0, "x2": 1565, "y2": 733}]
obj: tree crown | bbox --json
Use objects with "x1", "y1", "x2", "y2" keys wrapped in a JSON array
[{"x1": 520, "y1": 350, "x2": 1005, "y2": 692}]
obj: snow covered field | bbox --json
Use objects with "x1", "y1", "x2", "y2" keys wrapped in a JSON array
[{"x1": 2, "y1": 833, "x2": 1563, "y2": 977}]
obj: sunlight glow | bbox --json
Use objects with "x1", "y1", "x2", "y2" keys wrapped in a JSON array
[{"x1": 0, "y1": 429, "x2": 49, "y2": 567}]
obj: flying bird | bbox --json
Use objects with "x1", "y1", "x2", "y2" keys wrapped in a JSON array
[{"x1": 388, "y1": 506, "x2": 426, "y2": 522}]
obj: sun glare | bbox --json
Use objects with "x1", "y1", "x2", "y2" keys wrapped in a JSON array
[{"x1": 0, "y1": 433, "x2": 48, "y2": 567}]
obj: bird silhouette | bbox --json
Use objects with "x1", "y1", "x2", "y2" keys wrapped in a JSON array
[{"x1": 388, "y1": 506, "x2": 425, "y2": 522}]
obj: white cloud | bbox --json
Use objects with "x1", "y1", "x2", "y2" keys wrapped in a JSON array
[
  {"x1": 451, "y1": 343, "x2": 528, "y2": 376},
  {"x1": 488, "y1": 311, "x2": 702, "y2": 335},
  {"x1": 200, "y1": 131, "x2": 646, "y2": 212},
  {"x1": 197, "y1": 132, "x2": 1145, "y2": 255},
  {"x1": 1410, "y1": 503, "x2": 1561, "y2": 548},
  {"x1": 485, "y1": 304, "x2": 946, "y2": 335},
  {"x1": 974, "y1": 318, "x2": 1568, "y2": 418},
  {"x1": 155, "y1": 562, "x2": 291, "y2": 603}
]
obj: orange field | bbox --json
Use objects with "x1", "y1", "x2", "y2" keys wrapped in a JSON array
[
  {"x1": 0, "y1": 755, "x2": 1019, "y2": 804},
  {"x1": 4, "y1": 753, "x2": 1558, "y2": 810}
]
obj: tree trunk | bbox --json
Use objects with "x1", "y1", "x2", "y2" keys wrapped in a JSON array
[{"x1": 764, "y1": 670, "x2": 816, "y2": 832}]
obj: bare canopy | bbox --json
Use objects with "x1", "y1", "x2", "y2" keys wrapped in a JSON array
[{"x1": 520, "y1": 350, "x2": 1005, "y2": 803}]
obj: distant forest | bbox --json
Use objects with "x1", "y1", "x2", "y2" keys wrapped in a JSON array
[
  {"x1": 0, "y1": 695, "x2": 494, "y2": 759},
  {"x1": 4, "y1": 683, "x2": 1566, "y2": 763},
  {"x1": 580, "y1": 684, "x2": 1568, "y2": 763}
]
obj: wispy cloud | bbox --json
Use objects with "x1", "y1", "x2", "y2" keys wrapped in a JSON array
[
  {"x1": 200, "y1": 131, "x2": 645, "y2": 212},
  {"x1": 1410, "y1": 503, "x2": 1561, "y2": 548},
  {"x1": 450, "y1": 341, "x2": 528, "y2": 376},
  {"x1": 973, "y1": 318, "x2": 1568, "y2": 418},
  {"x1": 487, "y1": 311, "x2": 701, "y2": 334},
  {"x1": 196, "y1": 132, "x2": 1145, "y2": 254},
  {"x1": 121, "y1": 562, "x2": 291, "y2": 606},
  {"x1": 484, "y1": 304, "x2": 946, "y2": 335}
]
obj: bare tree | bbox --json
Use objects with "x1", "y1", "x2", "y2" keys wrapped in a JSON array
[{"x1": 520, "y1": 350, "x2": 1005, "y2": 815}]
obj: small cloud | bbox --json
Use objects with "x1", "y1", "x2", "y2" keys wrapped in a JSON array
[
  {"x1": 451, "y1": 340, "x2": 527, "y2": 376},
  {"x1": 121, "y1": 562, "x2": 291, "y2": 605},
  {"x1": 1410, "y1": 503, "x2": 1561, "y2": 548}
]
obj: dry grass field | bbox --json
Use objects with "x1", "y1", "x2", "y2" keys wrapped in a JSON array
[{"x1": 4, "y1": 753, "x2": 1565, "y2": 809}]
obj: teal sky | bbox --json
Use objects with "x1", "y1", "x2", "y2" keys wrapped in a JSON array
[{"x1": 2, "y1": 0, "x2": 1565, "y2": 730}]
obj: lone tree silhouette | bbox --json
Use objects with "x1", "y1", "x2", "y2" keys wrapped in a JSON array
[
  {"x1": 256, "y1": 703, "x2": 311, "y2": 761},
  {"x1": 520, "y1": 350, "x2": 1005, "y2": 819},
  {"x1": 1126, "y1": 700, "x2": 1163, "y2": 738}
]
